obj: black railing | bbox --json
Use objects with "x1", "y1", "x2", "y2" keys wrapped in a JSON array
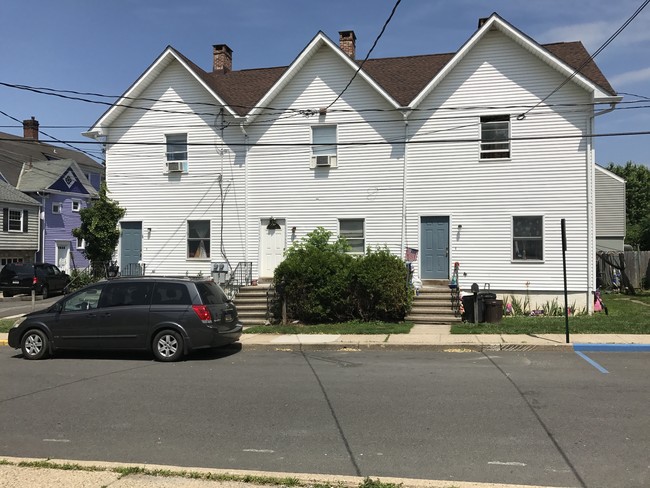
[
  {"x1": 223, "y1": 261, "x2": 252, "y2": 300},
  {"x1": 120, "y1": 262, "x2": 145, "y2": 277}
]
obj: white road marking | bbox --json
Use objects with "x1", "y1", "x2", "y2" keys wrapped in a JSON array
[
  {"x1": 43, "y1": 439, "x2": 70, "y2": 443},
  {"x1": 243, "y1": 449, "x2": 274, "y2": 453},
  {"x1": 488, "y1": 461, "x2": 527, "y2": 467}
]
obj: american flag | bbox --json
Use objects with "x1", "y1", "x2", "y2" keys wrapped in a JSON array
[{"x1": 405, "y1": 247, "x2": 418, "y2": 262}]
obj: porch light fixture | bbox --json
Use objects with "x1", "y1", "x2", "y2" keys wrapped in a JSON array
[
  {"x1": 267, "y1": 217, "x2": 281, "y2": 230},
  {"x1": 457, "y1": 224, "x2": 462, "y2": 229}
]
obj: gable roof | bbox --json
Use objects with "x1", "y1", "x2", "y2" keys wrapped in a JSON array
[
  {"x1": 0, "y1": 131, "x2": 104, "y2": 187},
  {"x1": 0, "y1": 180, "x2": 40, "y2": 207},
  {"x1": 87, "y1": 13, "x2": 617, "y2": 133},
  {"x1": 16, "y1": 159, "x2": 98, "y2": 197}
]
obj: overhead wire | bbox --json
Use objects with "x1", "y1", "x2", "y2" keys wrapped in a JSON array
[
  {"x1": 518, "y1": 0, "x2": 650, "y2": 120},
  {"x1": 325, "y1": 0, "x2": 401, "y2": 110}
]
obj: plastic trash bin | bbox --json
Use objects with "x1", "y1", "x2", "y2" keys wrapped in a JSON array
[{"x1": 484, "y1": 299, "x2": 503, "y2": 323}]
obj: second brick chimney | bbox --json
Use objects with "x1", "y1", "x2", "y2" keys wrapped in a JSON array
[
  {"x1": 23, "y1": 116, "x2": 39, "y2": 141},
  {"x1": 339, "y1": 31, "x2": 356, "y2": 59},
  {"x1": 213, "y1": 44, "x2": 233, "y2": 73}
]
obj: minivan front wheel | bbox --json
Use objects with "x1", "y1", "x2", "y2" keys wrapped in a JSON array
[
  {"x1": 152, "y1": 330, "x2": 184, "y2": 362},
  {"x1": 21, "y1": 329, "x2": 49, "y2": 360}
]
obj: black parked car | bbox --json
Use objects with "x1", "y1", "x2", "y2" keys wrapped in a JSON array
[
  {"x1": 8, "y1": 277, "x2": 243, "y2": 362},
  {"x1": 0, "y1": 262, "x2": 70, "y2": 299}
]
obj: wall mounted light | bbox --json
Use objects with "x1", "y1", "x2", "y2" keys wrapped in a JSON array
[
  {"x1": 291, "y1": 226, "x2": 297, "y2": 234},
  {"x1": 267, "y1": 217, "x2": 281, "y2": 230},
  {"x1": 457, "y1": 224, "x2": 462, "y2": 230}
]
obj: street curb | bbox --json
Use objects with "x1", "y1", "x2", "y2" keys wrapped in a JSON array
[
  {"x1": 240, "y1": 343, "x2": 575, "y2": 352},
  {"x1": 574, "y1": 343, "x2": 650, "y2": 352}
]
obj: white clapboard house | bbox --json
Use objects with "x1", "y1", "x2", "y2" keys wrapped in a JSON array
[{"x1": 85, "y1": 13, "x2": 620, "y2": 312}]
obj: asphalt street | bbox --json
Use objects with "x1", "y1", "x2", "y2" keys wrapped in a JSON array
[
  {"x1": 0, "y1": 295, "x2": 58, "y2": 318},
  {"x1": 0, "y1": 347, "x2": 647, "y2": 488}
]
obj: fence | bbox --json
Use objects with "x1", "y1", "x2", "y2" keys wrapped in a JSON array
[{"x1": 597, "y1": 251, "x2": 650, "y2": 291}]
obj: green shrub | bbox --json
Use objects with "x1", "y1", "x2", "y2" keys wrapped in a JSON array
[
  {"x1": 273, "y1": 228, "x2": 411, "y2": 324},
  {"x1": 350, "y1": 247, "x2": 412, "y2": 321},
  {"x1": 67, "y1": 268, "x2": 99, "y2": 292}
]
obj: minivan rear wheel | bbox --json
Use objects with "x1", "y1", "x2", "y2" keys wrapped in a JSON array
[
  {"x1": 21, "y1": 329, "x2": 49, "y2": 360},
  {"x1": 152, "y1": 330, "x2": 184, "y2": 362}
]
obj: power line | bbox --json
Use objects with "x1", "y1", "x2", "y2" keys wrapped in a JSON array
[
  {"x1": 325, "y1": 0, "x2": 402, "y2": 110},
  {"x1": 2, "y1": 129, "x2": 649, "y2": 149},
  {"x1": 0, "y1": 109, "x2": 98, "y2": 160},
  {"x1": 519, "y1": 0, "x2": 650, "y2": 119}
]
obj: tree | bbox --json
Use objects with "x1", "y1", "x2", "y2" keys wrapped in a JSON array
[
  {"x1": 606, "y1": 162, "x2": 650, "y2": 250},
  {"x1": 73, "y1": 183, "x2": 125, "y2": 276}
]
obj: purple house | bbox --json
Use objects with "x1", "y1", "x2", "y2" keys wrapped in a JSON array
[
  {"x1": 16, "y1": 159, "x2": 98, "y2": 272},
  {"x1": 0, "y1": 117, "x2": 104, "y2": 271}
]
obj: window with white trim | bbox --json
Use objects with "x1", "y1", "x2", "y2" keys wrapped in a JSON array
[
  {"x1": 71, "y1": 200, "x2": 81, "y2": 212},
  {"x1": 187, "y1": 220, "x2": 210, "y2": 259},
  {"x1": 8, "y1": 209, "x2": 22, "y2": 232},
  {"x1": 311, "y1": 126, "x2": 337, "y2": 168},
  {"x1": 52, "y1": 203, "x2": 62, "y2": 214},
  {"x1": 339, "y1": 219, "x2": 364, "y2": 253},
  {"x1": 166, "y1": 133, "x2": 188, "y2": 170},
  {"x1": 480, "y1": 115, "x2": 510, "y2": 159},
  {"x1": 76, "y1": 236, "x2": 85, "y2": 249},
  {"x1": 513, "y1": 216, "x2": 543, "y2": 261}
]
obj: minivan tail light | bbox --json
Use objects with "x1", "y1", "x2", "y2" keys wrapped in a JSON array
[{"x1": 192, "y1": 305, "x2": 212, "y2": 323}]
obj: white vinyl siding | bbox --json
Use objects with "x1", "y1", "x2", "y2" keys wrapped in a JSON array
[{"x1": 101, "y1": 28, "x2": 599, "y2": 302}]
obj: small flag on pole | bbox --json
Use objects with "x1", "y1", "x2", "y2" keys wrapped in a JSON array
[{"x1": 405, "y1": 247, "x2": 418, "y2": 262}]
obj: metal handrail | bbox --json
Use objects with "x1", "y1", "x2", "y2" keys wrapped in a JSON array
[{"x1": 223, "y1": 261, "x2": 252, "y2": 300}]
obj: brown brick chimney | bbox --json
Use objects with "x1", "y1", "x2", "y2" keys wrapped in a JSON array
[
  {"x1": 213, "y1": 44, "x2": 233, "y2": 73},
  {"x1": 339, "y1": 31, "x2": 356, "y2": 59},
  {"x1": 23, "y1": 116, "x2": 39, "y2": 140}
]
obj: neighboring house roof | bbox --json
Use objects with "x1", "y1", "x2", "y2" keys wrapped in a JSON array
[
  {"x1": 0, "y1": 130, "x2": 104, "y2": 187},
  {"x1": 88, "y1": 13, "x2": 617, "y2": 132},
  {"x1": 0, "y1": 179, "x2": 40, "y2": 207},
  {"x1": 595, "y1": 164, "x2": 626, "y2": 184},
  {"x1": 16, "y1": 159, "x2": 98, "y2": 197}
]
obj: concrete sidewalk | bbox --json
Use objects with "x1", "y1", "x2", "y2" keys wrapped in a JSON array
[
  {"x1": 0, "y1": 456, "x2": 566, "y2": 488},
  {"x1": 2, "y1": 324, "x2": 650, "y2": 351}
]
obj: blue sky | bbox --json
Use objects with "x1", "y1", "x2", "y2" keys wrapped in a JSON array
[{"x1": 1, "y1": 0, "x2": 648, "y2": 166}]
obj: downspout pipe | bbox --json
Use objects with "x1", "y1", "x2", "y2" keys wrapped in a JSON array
[
  {"x1": 240, "y1": 122, "x2": 249, "y2": 265},
  {"x1": 587, "y1": 100, "x2": 619, "y2": 311},
  {"x1": 400, "y1": 109, "x2": 412, "y2": 263}
]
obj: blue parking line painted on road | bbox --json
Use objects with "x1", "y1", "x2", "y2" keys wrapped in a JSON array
[
  {"x1": 575, "y1": 351, "x2": 609, "y2": 374},
  {"x1": 574, "y1": 343, "x2": 650, "y2": 352}
]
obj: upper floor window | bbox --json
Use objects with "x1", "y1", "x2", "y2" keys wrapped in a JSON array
[
  {"x1": 166, "y1": 134, "x2": 187, "y2": 161},
  {"x1": 311, "y1": 126, "x2": 337, "y2": 168},
  {"x1": 6, "y1": 209, "x2": 24, "y2": 232},
  {"x1": 165, "y1": 134, "x2": 188, "y2": 173},
  {"x1": 513, "y1": 216, "x2": 543, "y2": 261},
  {"x1": 71, "y1": 200, "x2": 81, "y2": 212},
  {"x1": 480, "y1": 115, "x2": 510, "y2": 159},
  {"x1": 339, "y1": 218, "x2": 364, "y2": 253},
  {"x1": 52, "y1": 203, "x2": 62, "y2": 214}
]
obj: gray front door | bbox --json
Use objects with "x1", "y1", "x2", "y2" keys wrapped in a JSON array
[
  {"x1": 421, "y1": 216, "x2": 449, "y2": 279},
  {"x1": 120, "y1": 222, "x2": 142, "y2": 276}
]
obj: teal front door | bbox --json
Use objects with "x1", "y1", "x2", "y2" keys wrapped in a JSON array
[
  {"x1": 421, "y1": 216, "x2": 449, "y2": 279},
  {"x1": 120, "y1": 222, "x2": 142, "y2": 276}
]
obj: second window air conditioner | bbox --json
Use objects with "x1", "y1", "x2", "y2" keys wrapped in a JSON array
[
  {"x1": 166, "y1": 161, "x2": 184, "y2": 173},
  {"x1": 311, "y1": 155, "x2": 337, "y2": 168}
]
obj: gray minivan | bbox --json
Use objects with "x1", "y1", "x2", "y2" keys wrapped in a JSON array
[{"x1": 8, "y1": 277, "x2": 242, "y2": 362}]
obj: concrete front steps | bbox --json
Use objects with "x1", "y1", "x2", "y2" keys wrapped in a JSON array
[
  {"x1": 234, "y1": 283, "x2": 272, "y2": 326},
  {"x1": 406, "y1": 280, "x2": 461, "y2": 326}
]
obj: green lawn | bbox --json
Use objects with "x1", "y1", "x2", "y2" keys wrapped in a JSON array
[
  {"x1": 452, "y1": 293, "x2": 650, "y2": 334},
  {"x1": 244, "y1": 320, "x2": 414, "y2": 335},
  {"x1": 0, "y1": 319, "x2": 17, "y2": 333}
]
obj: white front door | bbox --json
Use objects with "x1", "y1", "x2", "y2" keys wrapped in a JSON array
[
  {"x1": 260, "y1": 218, "x2": 286, "y2": 278},
  {"x1": 56, "y1": 241, "x2": 70, "y2": 272}
]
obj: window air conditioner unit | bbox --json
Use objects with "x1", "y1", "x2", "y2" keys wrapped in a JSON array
[
  {"x1": 166, "y1": 161, "x2": 184, "y2": 173},
  {"x1": 312, "y1": 155, "x2": 337, "y2": 168}
]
